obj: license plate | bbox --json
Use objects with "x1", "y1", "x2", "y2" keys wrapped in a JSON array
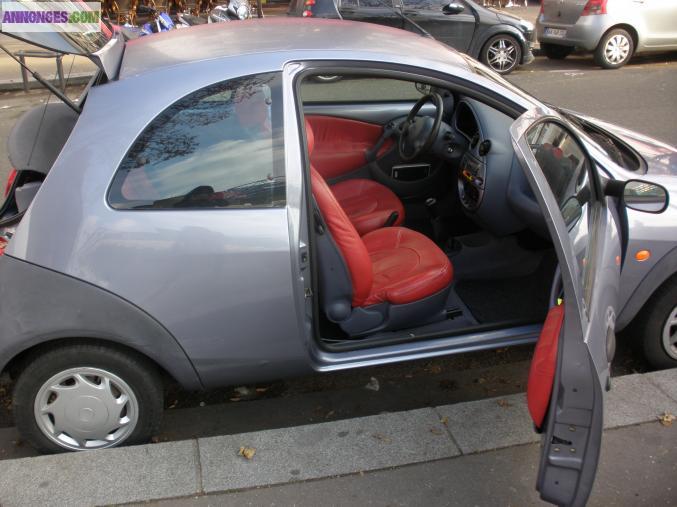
[{"x1": 544, "y1": 27, "x2": 567, "y2": 38}]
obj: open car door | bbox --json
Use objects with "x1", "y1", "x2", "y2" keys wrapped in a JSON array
[{"x1": 510, "y1": 108, "x2": 621, "y2": 506}]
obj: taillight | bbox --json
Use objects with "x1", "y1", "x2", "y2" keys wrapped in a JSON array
[
  {"x1": 4, "y1": 168, "x2": 17, "y2": 198},
  {"x1": 302, "y1": 0, "x2": 314, "y2": 17},
  {"x1": 0, "y1": 236, "x2": 6, "y2": 256},
  {"x1": 581, "y1": 0, "x2": 607, "y2": 16}
]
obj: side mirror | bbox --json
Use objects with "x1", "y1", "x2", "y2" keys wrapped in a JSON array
[
  {"x1": 442, "y1": 2, "x2": 464, "y2": 14},
  {"x1": 622, "y1": 179, "x2": 669, "y2": 213}
]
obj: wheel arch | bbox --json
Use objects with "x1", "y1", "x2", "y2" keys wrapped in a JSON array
[
  {"x1": 0, "y1": 255, "x2": 204, "y2": 390},
  {"x1": 3, "y1": 336, "x2": 179, "y2": 388},
  {"x1": 472, "y1": 25, "x2": 529, "y2": 63},
  {"x1": 617, "y1": 246, "x2": 677, "y2": 331},
  {"x1": 599, "y1": 24, "x2": 639, "y2": 55}
]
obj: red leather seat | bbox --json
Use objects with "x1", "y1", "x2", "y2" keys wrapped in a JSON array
[
  {"x1": 310, "y1": 165, "x2": 453, "y2": 309},
  {"x1": 306, "y1": 119, "x2": 404, "y2": 235}
]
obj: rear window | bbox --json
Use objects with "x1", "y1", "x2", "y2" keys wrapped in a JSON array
[{"x1": 108, "y1": 72, "x2": 285, "y2": 210}]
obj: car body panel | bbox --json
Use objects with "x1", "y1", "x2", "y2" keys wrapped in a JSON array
[
  {"x1": 537, "y1": 0, "x2": 677, "y2": 53},
  {"x1": 0, "y1": 255, "x2": 203, "y2": 390}
]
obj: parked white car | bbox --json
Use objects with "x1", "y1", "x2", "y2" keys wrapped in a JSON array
[{"x1": 536, "y1": 0, "x2": 677, "y2": 68}]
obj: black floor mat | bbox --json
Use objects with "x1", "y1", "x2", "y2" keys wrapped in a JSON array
[{"x1": 454, "y1": 255, "x2": 556, "y2": 324}]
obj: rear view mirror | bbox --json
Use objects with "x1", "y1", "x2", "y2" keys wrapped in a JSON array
[
  {"x1": 442, "y1": 2, "x2": 464, "y2": 14},
  {"x1": 623, "y1": 180, "x2": 669, "y2": 213}
]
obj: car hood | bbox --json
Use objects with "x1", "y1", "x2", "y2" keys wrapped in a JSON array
[{"x1": 576, "y1": 113, "x2": 677, "y2": 177}]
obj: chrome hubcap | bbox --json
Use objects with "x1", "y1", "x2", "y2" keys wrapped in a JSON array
[
  {"x1": 488, "y1": 39, "x2": 516, "y2": 72},
  {"x1": 34, "y1": 367, "x2": 139, "y2": 451},
  {"x1": 662, "y1": 306, "x2": 677, "y2": 360},
  {"x1": 604, "y1": 34, "x2": 630, "y2": 64}
]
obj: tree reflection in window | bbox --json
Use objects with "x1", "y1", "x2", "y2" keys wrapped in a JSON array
[{"x1": 109, "y1": 72, "x2": 285, "y2": 210}]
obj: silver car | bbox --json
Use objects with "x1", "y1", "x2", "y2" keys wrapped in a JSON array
[
  {"x1": 1, "y1": 19, "x2": 675, "y2": 505},
  {"x1": 536, "y1": 0, "x2": 677, "y2": 68}
]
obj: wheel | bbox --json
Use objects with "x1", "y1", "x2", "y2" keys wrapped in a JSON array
[
  {"x1": 594, "y1": 28, "x2": 634, "y2": 69},
  {"x1": 481, "y1": 34, "x2": 522, "y2": 75},
  {"x1": 541, "y1": 42, "x2": 574, "y2": 60},
  {"x1": 633, "y1": 277, "x2": 677, "y2": 369},
  {"x1": 13, "y1": 343, "x2": 164, "y2": 453}
]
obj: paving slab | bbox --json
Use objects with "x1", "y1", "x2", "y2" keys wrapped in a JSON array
[
  {"x1": 435, "y1": 392, "x2": 538, "y2": 454},
  {"x1": 136, "y1": 421, "x2": 677, "y2": 507},
  {"x1": 644, "y1": 367, "x2": 677, "y2": 404},
  {"x1": 198, "y1": 407, "x2": 459, "y2": 493},
  {"x1": 0, "y1": 439, "x2": 199, "y2": 507},
  {"x1": 604, "y1": 372, "x2": 677, "y2": 429}
]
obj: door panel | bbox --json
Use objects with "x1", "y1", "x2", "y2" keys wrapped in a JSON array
[
  {"x1": 305, "y1": 114, "x2": 393, "y2": 179},
  {"x1": 640, "y1": 0, "x2": 677, "y2": 48},
  {"x1": 339, "y1": 0, "x2": 405, "y2": 29},
  {"x1": 510, "y1": 110, "x2": 621, "y2": 506},
  {"x1": 400, "y1": 0, "x2": 475, "y2": 51}
]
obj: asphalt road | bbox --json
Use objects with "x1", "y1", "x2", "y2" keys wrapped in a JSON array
[{"x1": 0, "y1": 53, "x2": 674, "y2": 459}]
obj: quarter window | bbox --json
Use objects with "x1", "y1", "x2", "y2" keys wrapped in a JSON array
[{"x1": 108, "y1": 72, "x2": 284, "y2": 210}]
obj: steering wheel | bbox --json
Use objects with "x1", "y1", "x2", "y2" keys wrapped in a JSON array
[{"x1": 398, "y1": 93, "x2": 444, "y2": 162}]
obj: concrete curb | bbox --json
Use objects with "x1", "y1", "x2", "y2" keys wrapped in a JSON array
[{"x1": 0, "y1": 369, "x2": 675, "y2": 506}]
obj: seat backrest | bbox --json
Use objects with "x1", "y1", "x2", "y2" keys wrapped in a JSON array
[{"x1": 306, "y1": 120, "x2": 373, "y2": 306}]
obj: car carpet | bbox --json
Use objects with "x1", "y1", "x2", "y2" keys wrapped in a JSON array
[{"x1": 454, "y1": 254, "x2": 557, "y2": 324}]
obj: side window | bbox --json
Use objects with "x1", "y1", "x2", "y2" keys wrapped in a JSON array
[
  {"x1": 401, "y1": 0, "x2": 444, "y2": 8},
  {"x1": 108, "y1": 72, "x2": 284, "y2": 210},
  {"x1": 526, "y1": 121, "x2": 596, "y2": 305}
]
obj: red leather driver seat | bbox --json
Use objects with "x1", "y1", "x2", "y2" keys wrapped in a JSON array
[
  {"x1": 305, "y1": 120, "x2": 404, "y2": 235},
  {"x1": 308, "y1": 124, "x2": 454, "y2": 335}
]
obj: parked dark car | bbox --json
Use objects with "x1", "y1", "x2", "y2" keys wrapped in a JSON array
[{"x1": 288, "y1": 0, "x2": 535, "y2": 74}]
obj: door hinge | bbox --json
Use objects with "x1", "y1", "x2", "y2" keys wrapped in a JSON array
[{"x1": 304, "y1": 288, "x2": 313, "y2": 299}]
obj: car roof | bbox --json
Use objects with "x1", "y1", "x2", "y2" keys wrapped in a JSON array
[{"x1": 119, "y1": 18, "x2": 470, "y2": 79}]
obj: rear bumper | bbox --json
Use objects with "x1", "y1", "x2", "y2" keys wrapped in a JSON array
[{"x1": 535, "y1": 14, "x2": 610, "y2": 51}]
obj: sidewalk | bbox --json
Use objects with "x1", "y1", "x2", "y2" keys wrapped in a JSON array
[{"x1": 0, "y1": 368, "x2": 675, "y2": 506}]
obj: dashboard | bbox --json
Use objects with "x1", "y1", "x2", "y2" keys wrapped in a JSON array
[{"x1": 447, "y1": 97, "x2": 532, "y2": 237}]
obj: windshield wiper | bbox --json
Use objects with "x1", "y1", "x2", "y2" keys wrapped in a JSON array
[{"x1": 0, "y1": 44, "x2": 81, "y2": 114}]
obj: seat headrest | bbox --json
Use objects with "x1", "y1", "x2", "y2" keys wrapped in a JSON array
[{"x1": 305, "y1": 118, "x2": 315, "y2": 155}]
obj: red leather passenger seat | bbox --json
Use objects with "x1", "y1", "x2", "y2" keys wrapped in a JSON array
[
  {"x1": 310, "y1": 165, "x2": 453, "y2": 308},
  {"x1": 305, "y1": 119, "x2": 404, "y2": 235}
]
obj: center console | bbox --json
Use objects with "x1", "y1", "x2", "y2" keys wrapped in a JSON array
[{"x1": 458, "y1": 152, "x2": 486, "y2": 211}]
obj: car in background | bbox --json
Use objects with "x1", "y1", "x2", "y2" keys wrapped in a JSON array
[
  {"x1": 288, "y1": 0, "x2": 535, "y2": 74},
  {"x1": 537, "y1": 0, "x2": 677, "y2": 69}
]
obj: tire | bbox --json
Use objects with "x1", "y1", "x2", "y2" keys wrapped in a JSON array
[
  {"x1": 633, "y1": 277, "x2": 677, "y2": 369},
  {"x1": 13, "y1": 343, "x2": 164, "y2": 453},
  {"x1": 481, "y1": 34, "x2": 522, "y2": 75},
  {"x1": 594, "y1": 28, "x2": 634, "y2": 69},
  {"x1": 541, "y1": 42, "x2": 574, "y2": 60}
]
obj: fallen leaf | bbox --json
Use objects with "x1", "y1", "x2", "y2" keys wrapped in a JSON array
[
  {"x1": 238, "y1": 446, "x2": 256, "y2": 460},
  {"x1": 372, "y1": 433, "x2": 392, "y2": 444},
  {"x1": 428, "y1": 364, "x2": 442, "y2": 374},
  {"x1": 364, "y1": 377, "x2": 380, "y2": 392},
  {"x1": 325, "y1": 410, "x2": 335, "y2": 419},
  {"x1": 658, "y1": 412, "x2": 676, "y2": 427},
  {"x1": 497, "y1": 399, "x2": 513, "y2": 408},
  {"x1": 430, "y1": 427, "x2": 443, "y2": 435},
  {"x1": 440, "y1": 416, "x2": 449, "y2": 426},
  {"x1": 167, "y1": 400, "x2": 178, "y2": 409}
]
